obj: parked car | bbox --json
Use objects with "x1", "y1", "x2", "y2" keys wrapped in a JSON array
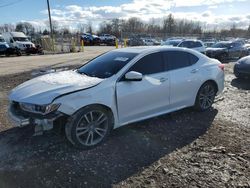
[
  {"x1": 204, "y1": 41, "x2": 216, "y2": 48},
  {"x1": 92, "y1": 34, "x2": 101, "y2": 45},
  {"x1": 152, "y1": 39, "x2": 161, "y2": 45},
  {"x1": 142, "y1": 38, "x2": 154, "y2": 46},
  {"x1": 8, "y1": 46, "x2": 224, "y2": 149},
  {"x1": 80, "y1": 33, "x2": 100, "y2": 46},
  {"x1": 99, "y1": 34, "x2": 116, "y2": 46},
  {"x1": 234, "y1": 55, "x2": 250, "y2": 79},
  {"x1": 0, "y1": 43, "x2": 21, "y2": 56},
  {"x1": 127, "y1": 37, "x2": 144, "y2": 46},
  {"x1": 177, "y1": 39, "x2": 206, "y2": 54},
  {"x1": 161, "y1": 39, "x2": 182, "y2": 46},
  {"x1": 2, "y1": 32, "x2": 37, "y2": 54},
  {"x1": 206, "y1": 41, "x2": 248, "y2": 61},
  {"x1": 243, "y1": 43, "x2": 250, "y2": 54}
]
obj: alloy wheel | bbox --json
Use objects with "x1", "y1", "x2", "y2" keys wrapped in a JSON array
[
  {"x1": 199, "y1": 84, "x2": 215, "y2": 110},
  {"x1": 75, "y1": 110, "x2": 108, "y2": 146}
]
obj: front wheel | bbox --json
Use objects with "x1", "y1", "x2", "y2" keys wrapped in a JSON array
[
  {"x1": 194, "y1": 82, "x2": 216, "y2": 111},
  {"x1": 65, "y1": 106, "x2": 113, "y2": 149}
]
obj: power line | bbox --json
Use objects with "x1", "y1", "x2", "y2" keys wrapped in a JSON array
[{"x1": 0, "y1": 0, "x2": 24, "y2": 8}]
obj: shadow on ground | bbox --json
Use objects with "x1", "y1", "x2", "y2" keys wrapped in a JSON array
[
  {"x1": 231, "y1": 78, "x2": 250, "y2": 90},
  {"x1": 0, "y1": 108, "x2": 217, "y2": 188}
]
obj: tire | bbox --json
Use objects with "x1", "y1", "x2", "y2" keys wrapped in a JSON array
[
  {"x1": 194, "y1": 82, "x2": 216, "y2": 111},
  {"x1": 16, "y1": 50, "x2": 22, "y2": 56},
  {"x1": 65, "y1": 105, "x2": 113, "y2": 149}
]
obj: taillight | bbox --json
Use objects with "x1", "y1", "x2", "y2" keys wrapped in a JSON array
[{"x1": 218, "y1": 64, "x2": 225, "y2": 71}]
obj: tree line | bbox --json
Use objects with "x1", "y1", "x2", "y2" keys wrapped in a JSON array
[{"x1": 1, "y1": 14, "x2": 250, "y2": 39}]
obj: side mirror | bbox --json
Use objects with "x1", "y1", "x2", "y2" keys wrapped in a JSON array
[{"x1": 125, "y1": 71, "x2": 143, "y2": 81}]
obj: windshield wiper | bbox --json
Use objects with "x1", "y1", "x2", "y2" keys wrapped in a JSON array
[{"x1": 77, "y1": 70, "x2": 92, "y2": 77}]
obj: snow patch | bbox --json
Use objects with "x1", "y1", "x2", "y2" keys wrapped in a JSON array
[{"x1": 37, "y1": 70, "x2": 103, "y2": 86}]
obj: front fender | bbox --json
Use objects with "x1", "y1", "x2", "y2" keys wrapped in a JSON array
[{"x1": 54, "y1": 85, "x2": 119, "y2": 128}]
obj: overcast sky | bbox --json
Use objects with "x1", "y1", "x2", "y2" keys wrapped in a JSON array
[{"x1": 0, "y1": 0, "x2": 250, "y2": 31}]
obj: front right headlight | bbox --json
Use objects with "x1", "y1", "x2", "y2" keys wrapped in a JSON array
[{"x1": 20, "y1": 103, "x2": 61, "y2": 115}]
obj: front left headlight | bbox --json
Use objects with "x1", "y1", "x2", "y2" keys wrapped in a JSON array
[{"x1": 20, "y1": 103, "x2": 61, "y2": 115}]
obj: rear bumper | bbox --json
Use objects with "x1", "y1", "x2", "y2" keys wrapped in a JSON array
[{"x1": 216, "y1": 72, "x2": 225, "y2": 95}]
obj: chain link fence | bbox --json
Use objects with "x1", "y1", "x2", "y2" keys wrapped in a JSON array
[{"x1": 30, "y1": 31, "x2": 246, "y2": 53}]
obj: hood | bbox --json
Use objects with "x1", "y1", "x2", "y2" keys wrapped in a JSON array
[
  {"x1": 9, "y1": 70, "x2": 104, "y2": 105},
  {"x1": 206, "y1": 47, "x2": 227, "y2": 52}
]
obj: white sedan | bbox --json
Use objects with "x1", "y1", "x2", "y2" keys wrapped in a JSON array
[{"x1": 8, "y1": 47, "x2": 224, "y2": 149}]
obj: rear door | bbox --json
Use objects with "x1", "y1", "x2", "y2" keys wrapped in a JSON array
[
  {"x1": 163, "y1": 50, "x2": 201, "y2": 107},
  {"x1": 116, "y1": 52, "x2": 170, "y2": 124}
]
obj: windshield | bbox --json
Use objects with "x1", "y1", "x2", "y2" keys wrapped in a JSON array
[
  {"x1": 0, "y1": 37, "x2": 5, "y2": 42},
  {"x1": 165, "y1": 40, "x2": 181, "y2": 46},
  {"x1": 212, "y1": 42, "x2": 230, "y2": 48},
  {"x1": 13, "y1": 37, "x2": 29, "y2": 42},
  {"x1": 77, "y1": 51, "x2": 138, "y2": 78}
]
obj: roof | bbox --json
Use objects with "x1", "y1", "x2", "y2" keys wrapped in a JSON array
[
  {"x1": 113, "y1": 46, "x2": 205, "y2": 57},
  {"x1": 181, "y1": 39, "x2": 203, "y2": 42},
  {"x1": 10, "y1": 32, "x2": 26, "y2": 37}
]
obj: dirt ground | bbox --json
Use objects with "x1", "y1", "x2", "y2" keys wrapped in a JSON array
[{"x1": 0, "y1": 59, "x2": 249, "y2": 187}]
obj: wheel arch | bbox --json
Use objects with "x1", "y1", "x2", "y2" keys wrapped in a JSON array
[
  {"x1": 73, "y1": 103, "x2": 115, "y2": 128},
  {"x1": 201, "y1": 80, "x2": 218, "y2": 93},
  {"x1": 194, "y1": 79, "x2": 218, "y2": 105},
  {"x1": 194, "y1": 79, "x2": 218, "y2": 111}
]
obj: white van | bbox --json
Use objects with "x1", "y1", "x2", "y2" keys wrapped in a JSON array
[
  {"x1": 2, "y1": 32, "x2": 35, "y2": 51},
  {"x1": 0, "y1": 34, "x2": 7, "y2": 44}
]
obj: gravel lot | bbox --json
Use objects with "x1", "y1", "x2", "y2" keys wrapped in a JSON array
[
  {"x1": 0, "y1": 46, "x2": 114, "y2": 76},
  {"x1": 0, "y1": 53, "x2": 249, "y2": 187}
]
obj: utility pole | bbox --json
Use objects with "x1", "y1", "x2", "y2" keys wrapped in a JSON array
[{"x1": 47, "y1": 0, "x2": 55, "y2": 52}]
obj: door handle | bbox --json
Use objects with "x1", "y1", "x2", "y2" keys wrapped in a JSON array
[
  {"x1": 160, "y1": 77, "x2": 168, "y2": 82},
  {"x1": 191, "y1": 69, "x2": 199, "y2": 73}
]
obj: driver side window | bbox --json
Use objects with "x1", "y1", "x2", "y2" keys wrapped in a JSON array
[{"x1": 128, "y1": 52, "x2": 165, "y2": 75}]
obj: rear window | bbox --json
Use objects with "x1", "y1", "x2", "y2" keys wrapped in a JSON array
[
  {"x1": 164, "y1": 51, "x2": 199, "y2": 70},
  {"x1": 179, "y1": 41, "x2": 192, "y2": 48},
  {"x1": 193, "y1": 42, "x2": 202, "y2": 47}
]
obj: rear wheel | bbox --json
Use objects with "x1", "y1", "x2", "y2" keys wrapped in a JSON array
[
  {"x1": 65, "y1": 105, "x2": 113, "y2": 149},
  {"x1": 195, "y1": 82, "x2": 216, "y2": 111}
]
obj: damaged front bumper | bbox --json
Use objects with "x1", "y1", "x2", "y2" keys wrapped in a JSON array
[{"x1": 8, "y1": 101, "x2": 65, "y2": 135}]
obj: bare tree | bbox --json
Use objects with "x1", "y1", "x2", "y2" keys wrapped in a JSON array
[
  {"x1": 163, "y1": 14, "x2": 175, "y2": 36},
  {"x1": 77, "y1": 23, "x2": 85, "y2": 33},
  {"x1": 15, "y1": 22, "x2": 35, "y2": 35},
  {"x1": 247, "y1": 25, "x2": 250, "y2": 37},
  {"x1": 86, "y1": 21, "x2": 93, "y2": 34},
  {"x1": 0, "y1": 24, "x2": 15, "y2": 33},
  {"x1": 45, "y1": 20, "x2": 59, "y2": 34}
]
